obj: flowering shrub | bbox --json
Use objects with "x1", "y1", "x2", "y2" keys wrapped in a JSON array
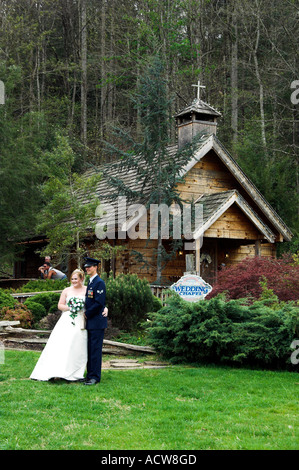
[
  {"x1": 0, "y1": 303, "x2": 33, "y2": 329},
  {"x1": 207, "y1": 255, "x2": 299, "y2": 302}
]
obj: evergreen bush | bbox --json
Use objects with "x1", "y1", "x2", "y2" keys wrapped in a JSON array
[
  {"x1": 25, "y1": 293, "x2": 52, "y2": 311},
  {"x1": 105, "y1": 274, "x2": 154, "y2": 331},
  {"x1": 23, "y1": 300, "x2": 46, "y2": 325},
  {"x1": 6, "y1": 278, "x2": 68, "y2": 293},
  {"x1": 152, "y1": 296, "x2": 163, "y2": 312},
  {"x1": 0, "y1": 290, "x2": 17, "y2": 310},
  {"x1": 24, "y1": 292, "x2": 61, "y2": 312},
  {"x1": 23, "y1": 292, "x2": 61, "y2": 326},
  {"x1": 147, "y1": 292, "x2": 299, "y2": 369},
  {"x1": 48, "y1": 304, "x2": 60, "y2": 314}
]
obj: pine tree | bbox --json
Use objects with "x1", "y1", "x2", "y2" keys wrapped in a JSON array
[{"x1": 103, "y1": 56, "x2": 201, "y2": 283}]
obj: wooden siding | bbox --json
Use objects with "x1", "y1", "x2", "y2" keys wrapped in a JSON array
[
  {"x1": 204, "y1": 204, "x2": 261, "y2": 240},
  {"x1": 176, "y1": 151, "x2": 236, "y2": 202},
  {"x1": 110, "y1": 236, "x2": 276, "y2": 286},
  {"x1": 222, "y1": 243, "x2": 276, "y2": 268}
]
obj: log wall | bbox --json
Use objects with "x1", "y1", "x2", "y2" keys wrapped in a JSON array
[{"x1": 110, "y1": 149, "x2": 277, "y2": 285}]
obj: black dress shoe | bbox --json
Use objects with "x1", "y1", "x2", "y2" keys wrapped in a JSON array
[{"x1": 84, "y1": 379, "x2": 99, "y2": 385}]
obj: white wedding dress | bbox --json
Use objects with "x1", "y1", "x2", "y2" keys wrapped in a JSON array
[{"x1": 30, "y1": 295, "x2": 87, "y2": 381}]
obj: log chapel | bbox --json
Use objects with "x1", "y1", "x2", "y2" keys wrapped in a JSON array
[
  {"x1": 14, "y1": 87, "x2": 293, "y2": 287},
  {"x1": 83, "y1": 86, "x2": 292, "y2": 286}
]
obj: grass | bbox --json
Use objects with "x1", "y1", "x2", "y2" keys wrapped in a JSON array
[{"x1": 0, "y1": 350, "x2": 298, "y2": 450}]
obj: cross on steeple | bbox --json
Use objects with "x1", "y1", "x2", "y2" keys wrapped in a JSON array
[{"x1": 192, "y1": 79, "x2": 206, "y2": 100}]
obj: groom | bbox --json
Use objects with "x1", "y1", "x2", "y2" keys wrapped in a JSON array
[{"x1": 84, "y1": 257, "x2": 108, "y2": 385}]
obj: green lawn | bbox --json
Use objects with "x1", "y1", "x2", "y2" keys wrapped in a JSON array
[{"x1": 0, "y1": 350, "x2": 298, "y2": 450}]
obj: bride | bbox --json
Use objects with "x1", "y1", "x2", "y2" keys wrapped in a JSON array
[{"x1": 30, "y1": 268, "x2": 104, "y2": 382}]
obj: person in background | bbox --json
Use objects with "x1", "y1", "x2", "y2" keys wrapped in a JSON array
[
  {"x1": 38, "y1": 256, "x2": 52, "y2": 278},
  {"x1": 42, "y1": 261, "x2": 67, "y2": 280}
]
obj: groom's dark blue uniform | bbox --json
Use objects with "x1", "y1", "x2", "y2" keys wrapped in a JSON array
[{"x1": 85, "y1": 273, "x2": 107, "y2": 383}]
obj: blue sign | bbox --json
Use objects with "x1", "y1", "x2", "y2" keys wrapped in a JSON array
[{"x1": 170, "y1": 274, "x2": 212, "y2": 302}]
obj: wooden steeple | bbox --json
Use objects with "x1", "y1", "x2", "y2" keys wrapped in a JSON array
[{"x1": 175, "y1": 80, "x2": 221, "y2": 148}]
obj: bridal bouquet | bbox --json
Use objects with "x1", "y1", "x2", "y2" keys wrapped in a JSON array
[{"x1": 67, "y1": 297, "x2": 85, "y2": 325}]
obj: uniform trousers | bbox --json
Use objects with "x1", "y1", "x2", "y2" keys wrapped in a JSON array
[{"x1": 86, "y1": 329, "x2": 105, "y2": 383}]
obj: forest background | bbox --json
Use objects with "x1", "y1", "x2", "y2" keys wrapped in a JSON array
[{"x1": 0, "y1": 0, "x2": 298, "y2": 273}]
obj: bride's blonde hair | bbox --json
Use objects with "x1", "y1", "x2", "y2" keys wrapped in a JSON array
[{"x1": 71, "y1": 268, "x2": 85, "y2": 282}]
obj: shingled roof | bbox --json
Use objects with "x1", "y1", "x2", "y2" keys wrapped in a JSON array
[
  {"x1": 182, "y1": 134, "x2": 293, "y2": 241},
  {"x1": 194, "y1": 190, "x2": 276, "y2": 243},
  {"x1": 174, "y1": 98, "x2": 221, "y2": 119},
  {"x1": 80, "y1": 134, "x2": 292, "y2": 242}
]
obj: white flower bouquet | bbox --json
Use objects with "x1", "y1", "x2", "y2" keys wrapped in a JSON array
[{"x1": 67, "y1": 297, "x2": 85, "y2": 325}]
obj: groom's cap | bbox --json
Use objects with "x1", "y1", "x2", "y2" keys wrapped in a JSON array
[{"x1": 84, "y1": 257, "x2": 100, "y2": 267}]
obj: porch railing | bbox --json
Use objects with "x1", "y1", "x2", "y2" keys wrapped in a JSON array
[{"x1": 150, "y1": 285, "x2": 172, "y2": 306}]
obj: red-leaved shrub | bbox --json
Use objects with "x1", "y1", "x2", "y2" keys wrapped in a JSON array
[
  {"x1": 207, "y1": 254, "x2": 299, "y2": 302},
  {"x1": 0, "y1": 303, "x2": 34, "y2": 329}
]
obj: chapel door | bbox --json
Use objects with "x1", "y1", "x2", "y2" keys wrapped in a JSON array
[{"x1": 200, "y1": 241, "x2": 217, "y2": 286}]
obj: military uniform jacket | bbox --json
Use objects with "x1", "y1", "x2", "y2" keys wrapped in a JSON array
[{"x1": 85, "y1": 275, "x2": 107, "y2": 330}]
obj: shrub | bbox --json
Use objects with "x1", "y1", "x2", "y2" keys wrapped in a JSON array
[
  {"x1": 0, "y1": 304, "x2": 34, "y2": 329},
  {"x1": 25, "y1": 292, "x2": 61, "y2": 313},
  {"x1": 25, "y1": 293, "x2": 52, "y2": 311},
  {"x1": 147, "y1": 292, "x2": 299, "y2": 369},
  {"x1": 152, "y1": 296, "x2": 163, "y2": 312},
  {"x1": 0, "y1": 290, "x2": 17, "y2": 310},
  {"x1": 23, "y1": 300, "x2": 46, "y2": 325},
  {"x1": 105, "y1": 274, "x2": 154, "y2": 331},
  {"x1": 9, "y1": 278, "x2": 68, "y2": 293},
  {"x1": 48, "y1": 304, "x2": 60, "y2": 314},
  {"x1": 47, "y1": 292, "x2": 61, "y2": 306},
  {"x1": 23, "y1": 292, "x2": 61, "y2": 326},
  {"x1": 207, "y1": 255, "x2": 299, "y2": 302}
]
